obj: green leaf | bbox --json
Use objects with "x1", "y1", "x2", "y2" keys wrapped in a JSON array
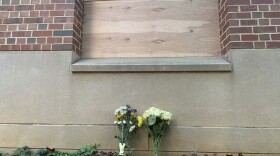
[{"x1": 147, "y1": 115, "x2": 156, "y2": 126}]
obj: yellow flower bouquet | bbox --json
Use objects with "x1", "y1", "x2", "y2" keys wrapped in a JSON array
[
  {"x1": 143, "y1": 107, "x2": 173, "y2": 156},
  {"x1": 114, "y1": 105, "x2": 143, "y2": 156}
]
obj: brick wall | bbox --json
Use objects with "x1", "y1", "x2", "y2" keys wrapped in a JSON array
[
  {"x1": 0, "y1": 0, "x2": 84, "y2": 55},
  {"x1": 219, "y1": 0, "x2": 280, "y2": 54}
]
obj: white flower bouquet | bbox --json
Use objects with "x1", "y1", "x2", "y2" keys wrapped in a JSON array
[
  {"x1": 114, "y1": 105, "x2": 143, "y2": 156},
  {"x1": 143, "y1": 107, "x2": 173, "y2": 156}
]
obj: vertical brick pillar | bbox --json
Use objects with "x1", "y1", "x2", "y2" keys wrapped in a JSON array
[
  {"x1": 219, "y1": 0, "x2": 280, "y2": 54},
  {"x1": 0, "y1": 0, "x2": 84, "y2": 56}
]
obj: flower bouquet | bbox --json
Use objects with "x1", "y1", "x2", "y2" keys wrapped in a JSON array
[
  {"x1": 114, "y1": 105, "x2": 143, "y2": 156},
  {"x1": 143, "y1": 107, "x2": 173, "y2": 156}
]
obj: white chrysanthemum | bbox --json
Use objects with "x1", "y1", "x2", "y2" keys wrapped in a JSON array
[
  {"x1": 161, "y1": 112, "x2": 173, "y2": 121},
  {"x1": 114, "y1": 105, "x2": 128, "y2": 115},
  {"x1": 129, "y1": 125, "x2": 136, "y2": 132},
  {"x1": 114, "y1": 121, "x2": 117, "y2": 124},
  {"x1": 143, "y1": 110, "x2": 152, "y2": 119}
]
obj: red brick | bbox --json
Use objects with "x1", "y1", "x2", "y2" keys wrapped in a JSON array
[
  {"x1": 55, "y1": 4, "x2": 75, "y2": 10},
  {"x1": 264, "y1": 12, "x2": 280, "y2": 18},
  {"x1": 51, "y1": 0, "x2": 65, "y2": 3},
  {"x1": 21, "y1": 44, "x2": 41, "y2": 50},
  {"x1": 0, "y1": 45, "x2": 20, "y2": 50},
  {"x1": 12, "y1": 31, "x2": 32, "y2": 37},
  {"x1": 20, "y1": 11, "x2": 30, "y2": 17},
  {"x1": 220, "y1": 32, "x2": 227, "y2": 42},
  {"x1": 30, "y1": 11, "x2": 39, "y2": 17},
  {"x1": 3, "y1": 18, "x2": 23, "y2": 24},
  {"x1": 35, "y1": 4, "x2": 55, "y2": 10},
  {"x1": 20, "y1": 44, "x2": 31, "y2": 50},
  {"x1": 31, "y1": 0, "x2": 40, "y2": 4},
  {"x1": 240, "y1": 20, "x2": 257, "y2": 26},
  {"x1": 64, "y1": 23, "x2": 73, "y2": 29},
  {"x1": 0, "y1": 6, "x2": 15, "y2": 11},
  {"x1": 63, "y1": 37, "x2": 72, "y2": 43},
  {"x1": 49, "y1": 24, "x2": 63, "y2": 29},
  {"x1": 8, "y1": 25, "x2": 17, "y2": 31},
  {"x1": 228, "y1": 27, "x2": 253, "y2": 34},
  {"x1": 44, "y1": 17, "x2": 54, "y2": 23},
  {"x1": 21, "y1": 0, "x2": 31, "y2": 4},
  {"x1": 258, "y1": 5, "x2": 269, "y2": 11},
  {"x1": 240, "y1": 5, "x2": 258, "y2": 11},
  {"x1": 227, "y1": 6, "x2": 238, "y2": 12},
  {"x1": 65, "y1": 10, "x2": 74, "y2": 16},
  {"x1": 41, "y1": 0, "x2": 50, "y2": 4},
  {"x1": 241, "y1": 34, "x2": 258, "y2": 41},
  {"x1": 47, "y1": 37, "x2": 62, "y2": 43},
  {"x1": 24, "y1": 18, "x2": 43, "y2": 23},
  {"x1": 228, "y1": 13, "x2": 251, "y2": 19},
  {"x1": 50, "y1": 11, "x2": 64, "y2": 16},
  {"x1": 32, "y1": 31, "x2": 52, "y2": 36},
  {"x1": 40, "y1": 11, "x2": 50, "y2": 16},
  {"x1": 266, "y1": 42, "x2": 280, "y2": 48},
  {"x1": 52, "y1": 44, "x2": 72, "y2": 50},
  {"x1": 0, "y1": 12, "x2": 9, "y2": 18},
  {"x1": 0, "y1": 32, "x2": 11, "y2": 38},
  {"x1": 0, "y1": 25, "x2": 8, "y2": 31},
  {"x1": 230, "y1": 42, "x2": 254, "y2": 48},
  {"x1": 251, "y1": 0, "x2": 274, "y2": 4},
  {"x1": 271, "y1": 34, "x2": 280, "y2": 40},
  {"x1": 37, "y1": 38, "x2": 46, "y2": 43},
  {"x1": 17, "y1": 38, "x2": 26, "y2": 44},
  {"x1": 259, "y1": 19, "x2": 269, "y2": 25},
  {"x1": 270, "y1": 5, "x2": 280, "y2": 11},
  {"x1": 226, "y1": 0, "x2": 250, "y2": 5},
  {"x1": 72, "y1": 38, "x2": 79, "y2": 47},
  {"x1": 9, "y1": 12, "x2": 19, "y2": 17},
  {"x1": 28, "y1": 24, "x2": 37, "y2": 30},
  {"x1": 254, "y1": 42, "x2": 266, "y2": 48},
  {"x1": 42, "y1": 44, "x2": 51, "y2": 50},
  {"x1": 32, "y1": 44, "x2": 42, "y2": 50},
  {"x1": 253, "y1": 26, "x2": 276, "y2": 33},
  {"x1": 18, "y1": 24, "x2": 28, "y2": 30},
  {"x1": 0, "y1": 39, "x2": 5, "y2": 44},
  {"x1": 15, "y1": 5, "x2": 34, "y2": 11},
  {"x1": 54, "y1": 17, "x2": 74, "y2": 23},
  {"x1": 271, "y1": 19, "x2": 280, "y2": 25}
]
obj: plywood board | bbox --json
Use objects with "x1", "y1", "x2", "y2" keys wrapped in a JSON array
[{"x1": 82, "y1": 0, "x2": 221, "y2": 58}]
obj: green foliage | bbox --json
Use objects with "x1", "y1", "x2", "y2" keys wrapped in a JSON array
[
  {"x1": 47, "y1": 149, "x2": 71, "y2": 156},
  {"x1": 0, "y1": 144, "x2": 98, "y2": 156},
  {"x1": 73, "y1": 144, "x2": 98, "y2": 156},
  {"x1": 147, "y1": 115, "x2": 156, "y2": 126},
  {"x1": 0, "y1": 151, "x2": 9, "y2": 156},
  {"x1": 10, "y1": 146, "x2": 33, "y2": 156}
]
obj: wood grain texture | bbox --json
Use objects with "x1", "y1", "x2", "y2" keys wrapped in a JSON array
[{"x1": 82, "y1": 0, "x2": 221, "y2": 58}]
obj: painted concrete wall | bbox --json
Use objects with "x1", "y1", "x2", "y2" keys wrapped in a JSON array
[{"x1": 0, "y1": 49, "x2": 280, "y2": 155}]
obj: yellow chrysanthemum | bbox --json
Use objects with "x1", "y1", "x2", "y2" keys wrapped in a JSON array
[
  {"x1": 116, "y1": 114, "x2": 122, "y2": 120},
  {"x1": 137, "y1": 116, "x2": 143, "y2": 127}
]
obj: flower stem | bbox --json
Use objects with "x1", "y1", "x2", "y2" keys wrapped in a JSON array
[{"x1": 152, "y1": 136, "x2": 161, "y2": 156}]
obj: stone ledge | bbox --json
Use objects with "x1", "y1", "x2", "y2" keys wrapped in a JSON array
[{"x1": 71, "y1": 57, "x2": 232, "y2": 72}]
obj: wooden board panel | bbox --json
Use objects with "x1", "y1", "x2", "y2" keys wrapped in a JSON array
[{"x1": 82, "y1": 0, "x2": 221, "y2": 58}]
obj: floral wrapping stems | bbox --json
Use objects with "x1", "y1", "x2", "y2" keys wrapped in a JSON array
[
  {"x1": 114, "y1": 105, "x2": 143, "y2": 156},
  {"x1": 114, "y1": 105, "x2": 173, "y2": 156},
  {"x1": 143, "y1": 107, "x2": 173, "y2": 156}
]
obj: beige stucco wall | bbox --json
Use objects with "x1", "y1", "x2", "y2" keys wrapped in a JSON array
[{"x1": 0, "y1": 49, "x2": 280, "y2": 155}]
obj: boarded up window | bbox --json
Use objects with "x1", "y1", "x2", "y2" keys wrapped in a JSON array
[{"x1": 82, "y1": 0, "x2": 221, "y2": 58}]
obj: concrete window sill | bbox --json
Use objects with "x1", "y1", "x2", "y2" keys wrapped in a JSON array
[{"x1": 71, "y1": 57, "x2": 232, "y2": 72}]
